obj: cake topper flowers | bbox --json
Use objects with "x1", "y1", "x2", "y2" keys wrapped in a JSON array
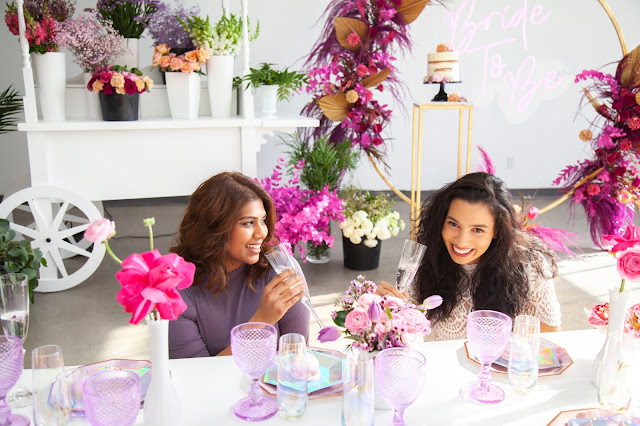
[{"x1": 84, "y1": 217, "x2": 195, "y2": 324}]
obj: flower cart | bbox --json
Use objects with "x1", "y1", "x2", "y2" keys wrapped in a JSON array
[{"x1": 0, "y1": 0, "x2": 318, "y2": 293}]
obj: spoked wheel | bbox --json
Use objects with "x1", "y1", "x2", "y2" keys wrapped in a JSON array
[{"x1": 0, "y1": 186, "x2": 106, "y2": 292}]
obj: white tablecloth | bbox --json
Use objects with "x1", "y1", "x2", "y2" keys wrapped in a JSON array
[{"x1": 14, "y1": 329, "x2": 607, "y2": 425}]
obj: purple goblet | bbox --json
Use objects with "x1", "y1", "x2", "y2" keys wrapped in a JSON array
[
  {"x1": 0, "y1": 335, "x2": 29, "y2": 425},
  {"x1": 230, "y1": 322, "x2": 278, "y2": 421},
  {"x1": 82, "y1": 370, "x2": 141, "y2": 426},
  {"x1": 375, "y1": 347, "x2": 426, "y2": 426},
  {"x1": 460, "y1": 310, "x2": 513, "y2": 404}
]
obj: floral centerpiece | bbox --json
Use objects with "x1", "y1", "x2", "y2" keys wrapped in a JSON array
[
  {"x1": 585, "y1": 302, "x2": 640, "y2": 338},
  {"x1": 54, "y1": 11, "x2": 128, "y2": 73},
  {"x1": 146, "y1": 0, "x2": 199, "y2": 51},
  {"x1": 87, "y1": 65, "x2": 153, "y2": 95},
  {"x1": 4, "y1": 0, "x2": 75, "y2": 53},
  {"x1": 178, "y1": 12, "x2": 259, "y2": 56},
  {"x1": 152, "y1": 44, "x2": 209, "y2": 74},
  {"x1": 96, "y1": 0, "x2": 159, "y2": 39},
  {"x1": 317, "y1": 275, "x2": 442, "y2": 352}
]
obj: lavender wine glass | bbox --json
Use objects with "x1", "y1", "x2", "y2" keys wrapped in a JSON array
[
  {"x1": 230, "y1": 322, "x2": 278, "y2": 421},
  {"x1": 0, "y1": 335, "x2": 30, "y2": 426},
  {"x1": 82, "y1": 370, "x2": 141, "y2": 426},
  {"x1": 375, "y1": 347, "x2": 426, "y2": 426},
  {"x1": 460, "y1": 310, "x2": 513, "y2": 405}
]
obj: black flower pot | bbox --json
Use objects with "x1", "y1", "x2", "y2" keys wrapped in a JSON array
[
  {"x1": 343, "y1": 235, "x2": 381, "y2": 271},
  {"x1": 98, "y1": 92, "x2": 139, "y2": 121}
]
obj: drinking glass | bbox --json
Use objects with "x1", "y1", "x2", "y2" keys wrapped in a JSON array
[
  {"x1": 375, "y1": 347, "x2": 426, "y2": 426},
  {"x1": 395, "y1": 240, "x2": 427, "y2": 292},
  {"x1": 264, "y1": 244, "x2": 325, "y2": 328},
  {"x1": 32, "y1": 344, "x2": 65, "y2": 426},
  {"x1": 342, "y1": 349, "x2": 374, "y2": 426},
  {"x1": 277, "y1": 333, "x2": 308, "y2": 420},
  {"x1": 0, "y1": 335, "x2": 30, "y2": 426},
  {"x1": 0, "y1": 273, "x2": 32, "y2": 408},
  {"x1": 230, "y1": 322, "x2": 278, "y2": 421},
  {"x1": 508, "y1": 315, "x2": 540, "y2": 392},
  {"x1": 460, "y1": 310, "x2": 512, "y2": 404},
  {"x1": 82, "y1": 370, "x2": 141, "y2": 426},
  {"x1": 598, "y1": 330, "x2": 634, "y2": 412}
]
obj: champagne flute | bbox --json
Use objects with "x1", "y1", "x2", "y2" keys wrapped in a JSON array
[
  {"x1": 395, "y1": 240, "x2": 427, "y2": 292},
  {"x1": 264, "y1": 244, "x2": 325, "y2": 328},
  {"x1": 0, "y1": 273, "x2": 32, "y2": 408}
]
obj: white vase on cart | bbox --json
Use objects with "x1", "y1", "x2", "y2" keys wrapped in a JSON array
[
  {"x1": 206, "y1": 55, "x2": 234, "y2": 118},
  {"x1": 31, "y1": 51, "x2": 66, "y2": 122},
  {"x1": 114, "y1": 38, "x2": 139, "y2": 70},
  {"x1": 260, "y1": 85, "x2": 278, "y2": 117},
  {"x1": 165, "y1": 72, "x2": 200, "y2": 119},
  {"x1": 82, "y1": 73, "x2": 102, "y2": 121}
]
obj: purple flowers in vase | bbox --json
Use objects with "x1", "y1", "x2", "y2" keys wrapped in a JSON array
[{"x1": 146, "y1": 0, "x2": 199, "y2": 50}]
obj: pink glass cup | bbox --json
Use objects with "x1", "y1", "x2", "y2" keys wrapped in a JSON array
[
  {"x1": 375, "y1": 347, "x2": 426, "y2": 426},
  {"x1": 82, "y1": 370, "x2": 141, "y2": 426},
  {"x1": 0, "y1": 335, "x2": 29, "y2": 426},
  {"x1": 230, "y1": 322, "x2": 278, "y2": 421},
  {"x1": 460, "y1": 310, "x2": 513, "y2": 404}
]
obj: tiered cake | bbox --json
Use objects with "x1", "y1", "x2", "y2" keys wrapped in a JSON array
[{"x1": 425, "y1": 44, "x2": 460, "y2": 83}]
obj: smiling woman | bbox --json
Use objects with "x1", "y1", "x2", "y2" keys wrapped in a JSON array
[{"x1": 168, "y1": 172, "x2": 310, "y2": 358}]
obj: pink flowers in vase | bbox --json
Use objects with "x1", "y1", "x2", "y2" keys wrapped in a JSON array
[
  {"x1": 84, "y1": 217, "x2": 195, "y2": 324},
  {"x1": 585, "y1": 302, "x2": 640, "y2": 338},
  {"x1": 318, "y1": 275, "x2": 442, "y2": 352},
  {"x1": 152, "y1": 44, "x2": 209, "y2": 74},
  {"x1": 87, "y1": 65, "x2": 153, "y2": 95},
  {"x1": 603, "y1": 224, "x2": 640, "y2": 292}
]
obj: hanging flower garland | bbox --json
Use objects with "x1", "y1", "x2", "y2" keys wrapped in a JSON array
[{"x1": 301, "y1": 0, "x2": 430, "y2": 164}]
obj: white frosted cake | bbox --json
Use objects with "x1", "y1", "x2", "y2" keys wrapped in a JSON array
[{"x1": 425, "y1": 44, "x2": 460, "y2": 82}]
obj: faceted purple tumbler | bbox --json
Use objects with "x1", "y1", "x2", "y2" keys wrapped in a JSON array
[
  {"x1": 460, "y1": 310, "x2": 512, "y2": 405},
  {"x1": 82, "y1": 370, "x2": 141, "y2": 426},
  {"x1": 230, "y1": 322, "x2": 278, "y2": 421},
  {"x1": 375, "y1": 347, "x2": 426, "y2": 426},
  {"x1": 0, "y1": 335, "x2": 29, "y2": 426}
]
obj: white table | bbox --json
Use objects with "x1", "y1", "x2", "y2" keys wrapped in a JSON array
[{"x1": 14, "y1": 329, "x2": 607, "y2": 425}]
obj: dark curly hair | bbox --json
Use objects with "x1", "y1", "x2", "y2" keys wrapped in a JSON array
[
  {"x1": 170, "y1": 172, "x2": 276, "y2": 295},
  {"x1": 414, "y1": 172, "x2": 557, "y2": 323}
]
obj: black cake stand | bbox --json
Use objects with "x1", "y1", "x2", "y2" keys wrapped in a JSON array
[{"x1": 425, "y1": 80, "x2": 461, "y2": 102}]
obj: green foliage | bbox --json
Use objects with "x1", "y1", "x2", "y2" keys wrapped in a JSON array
[
  {"x1": 0, "y1": 86, "x2": 23, "y2": 135},
  {"x1": 333, "y1": 310, "x2": 347, "y2": 327},
  {"x1": 340, "y1": 186, "x2": 396, "y2": 224},
  {"x1": 243, "y1": 63, "x2": 308, "y2": 102},
  {"x1": 284, "y1": 134, "x2": 359, "y2": 191},
  {"x1": 0, "y1": 219, "x2": 46, "y2": 303},
  {"x1": 110, "y1": 65, "x2": 142, "y2": 76},
  {"x1": 97, "y1": 0, "x2": 158, "y2": 39},
  {"x1": 232, "y1": 76, "x2": 243, "y2": 90}
]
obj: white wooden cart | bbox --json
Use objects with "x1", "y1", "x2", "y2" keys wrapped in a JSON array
[{"x1": 0, "y1": 0, "x2": 318, "y2": 293}]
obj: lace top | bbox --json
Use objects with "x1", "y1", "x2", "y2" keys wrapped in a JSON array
[{"x1": 426, "y1": 259, "x2": 562, "y2": 341}]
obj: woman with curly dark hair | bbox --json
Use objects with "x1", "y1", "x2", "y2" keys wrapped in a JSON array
[
  {"x1": 377, "y1": 172, "x2": 561, "y2": 340},
  {"x1": 168, "y1": 172, "x2": 309, "y2": 358}
]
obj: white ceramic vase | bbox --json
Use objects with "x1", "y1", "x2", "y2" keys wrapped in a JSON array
[
  {"x1": 82, "y1": 73, "x2": 102, "y2": 121},
  {"x1": 165, "y1": 72, "x2": 200, "y2": 120},
  {"x1": 144, "y1": 318, "x2": 182, "y2": 426},
  {"x1": 591, "y1": 287, "x2": 630, "y2": 387},
  {"x1": 31, "y1": 52, "x2": 66, "y2": 122},
  {"x1": 260, "y1": 85, "x2": 278, "y2": 117},
  {"x1": 206, "y1": 55, "x2": 234, "y2": 118},
  {"x1": 114, "y1": 38, "x2": 139, "y2": 70}
]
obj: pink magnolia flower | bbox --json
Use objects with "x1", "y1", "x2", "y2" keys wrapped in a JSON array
[
  {"x1": 115, "y1": 249, "x2": 195, "y2": 324},
  {"x1": 616, "y1": 247, "x2": 640, "y2": 282},
  {"x1": 317, "y1": 326, "x2": 341, "y2": 342},
  {"x1": 585, "y1": 303, "x2": 609, "y2": 327},
  {"x1": 344, "y1": 308, "x2": 372, "y2": 333},
  {"x1": 84, "y1": 219, "x2": 116, "y2": 243}
]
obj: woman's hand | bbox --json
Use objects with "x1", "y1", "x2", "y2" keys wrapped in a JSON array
[
  {"x1": 250, "y1": 269, "x2": 307, "y2": 325},
  {"x1": 376, "y1": 280, "x2": 408, "y2": 298}
]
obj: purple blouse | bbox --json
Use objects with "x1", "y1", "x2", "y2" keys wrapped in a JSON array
[{"x1": 168, "y1": 264, "x2": 310, "y2": 358}]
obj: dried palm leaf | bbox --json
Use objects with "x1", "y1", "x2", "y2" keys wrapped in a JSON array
[
  {"x1": 583, "y1": 88, "x2": 611, "y2": 120},
  {"x1": 317, "y1": 93, "x2": 349, "y2": 121},
  {"x1": 361, "y1": 68, "x2": 391, "y2": 88},
  {"x1": 335, "y1": 17, "x2": 368, "y2": 51},
  {"x1": 396, "y1": 0, "x2": 430, "y2": 24},
  {"x1": 617, "y1": 44, "x2": 640, "y2": 89}
]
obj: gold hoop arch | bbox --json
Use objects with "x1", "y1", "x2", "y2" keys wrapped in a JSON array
[{"x1": 371, "y1": 0, "x2": 628, "y2": 218}]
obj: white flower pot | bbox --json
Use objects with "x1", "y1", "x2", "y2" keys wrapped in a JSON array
[
  {"x1": 82, "y1": 73, "x2": 102, "y2": 121},
  {"x1": 165, "y1": 72, "x2": 200, "y2": 120},
  {"x1": 31, "y1": 52, "x2": 66, "y2": 122},
  {"x1": 206, "y1": 55, "x2": 234, "y2": 118},
  {"x1": 114, "y1": 38, "x2": 139, "y2": 70},
  {"x1": 260, "y1": 85, "x2": 278, "y2": 117}
]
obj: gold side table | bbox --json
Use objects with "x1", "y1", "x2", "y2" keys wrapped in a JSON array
[{"x1": 410, "y1": 101, "x2": 474, "y2": 240}]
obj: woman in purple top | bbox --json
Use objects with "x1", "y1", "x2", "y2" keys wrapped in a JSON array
[{"x1": 168, "y1": 172, "x2": 310, "y2": 358}]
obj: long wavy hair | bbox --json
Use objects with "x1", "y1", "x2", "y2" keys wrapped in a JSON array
[
  {"x1": 414, "y1": 172, "x2": 557, "y2": 322},
  {"x1": 170, "y1": 172, "x2": 276, "y2": 295}
]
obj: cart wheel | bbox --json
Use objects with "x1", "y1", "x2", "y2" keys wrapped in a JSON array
[{"x1": 0, "y1": 186, "x2": 106, "y2": 292}]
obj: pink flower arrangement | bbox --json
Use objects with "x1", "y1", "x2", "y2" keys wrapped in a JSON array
[
  {"x1": 84, "y1": 217, "x2": 195, "y2": 324},
  {"x1": 317, "y1": 275, "x2": 442, "y2": 352},
  {"x1": 87, "y1": 65, "x2": 153, "y2": 95},
  {"x1": 4, "y1": 0, "x2": 75, "y2": 53},
  {"x1": 585, "y1": 302, "x2": 640, "y2": 338},
  {"x1": 151, "y1": 43, "x2": 209, "y2": 74},
  {"x1": 603, "y1": 224, "x2": 640, "y2": 292}
]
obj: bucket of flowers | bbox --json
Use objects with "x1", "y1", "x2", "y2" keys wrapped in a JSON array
[{"x1": 86, "y1": 65, "x2": 153, "y2": 121}]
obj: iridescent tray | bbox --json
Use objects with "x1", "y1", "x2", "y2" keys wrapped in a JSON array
[
  {"x1": 260, "y1": 347, "x2": 345, "y2": 400},
  {"x1": 464, "y1": 338, "x2": 573, "y2": 376},
  {"x1": 547, "y1": 408, "x2": 640, "y2": 425},
  {"x1": 51, "y1": 359, "x2": 152, "y2": 417}
]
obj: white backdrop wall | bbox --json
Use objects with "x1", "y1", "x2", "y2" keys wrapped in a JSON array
[{"x1": 0, "y1": 0, "x2": 639, "y2": 196}]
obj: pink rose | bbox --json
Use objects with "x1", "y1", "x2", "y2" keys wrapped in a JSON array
[
  {"x1": 170, "y1": 57, "x2": 183, "y2": 71},
  {"x1": 115, "y1": 249, "x2": 196, "y2": 324},
  {"x1": 390, "y1": 313, "x2": 407, "y2": 333},
  {"x1": 160, "y1": 56, "x2": 171, "y2": 68},
  {"x1": 603, "y1": 225, "x2": 640, "y2": 253},
  {"x1": 381, "y1": 295, "x2": 404, "y2": 311},
  {"x1": 152, "y1": 51, "x2": 162, "y2": 67},
  {"x1": 357, "y1": 293, "x2": 381, "y2": 310},
  {"x1": 616, "y1": 247, "x2": 640, "y2": 281},
  {"x1": 84, "y1": 219, "x2": 115, "y2": 243},
  {"x1": 344, "y1": 308, "x2": 372, "y2": 333},
  {"x1": 395, "y1": 309, "x2": 429, "y2": 334}
]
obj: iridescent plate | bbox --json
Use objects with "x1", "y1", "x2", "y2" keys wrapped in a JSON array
[{"x1": 547, "y1": 408, "x2": 640, "y2": 425}]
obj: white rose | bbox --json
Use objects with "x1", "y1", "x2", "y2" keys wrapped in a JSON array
[
  {"x1": 362, "y1": 218, "x2": 373, "y2": 234},
  {"x1": 353, "y1": 210, "x2": 368, "y2": 221},
  {"x1": 350, "y1": 234, "x2": 362, "y2": 245},
  {"x1": 338, "y1": 220, "x2": 347, "y2": 230},
  {"x1": 355, "y1": 227, "x2": 366, "y2": 237},
  {"x1": 364, "y1": 238, "x2": 378, "y2": 248},
  {"x1": 377, "y1": 227, "x2": 392, "y2": 240},
  {"x1": 343, "y1": 225, "x2": 355, "y2": 238}
]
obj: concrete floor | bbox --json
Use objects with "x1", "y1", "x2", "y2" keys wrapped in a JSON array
[{"x1": 21, "y1": 193, "x2": 640, "y2": 366}]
